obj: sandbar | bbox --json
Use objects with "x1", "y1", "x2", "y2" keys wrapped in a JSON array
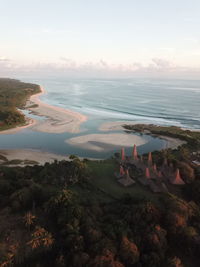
[
  {"x1": 99, "y1": 121, "x2": 186, "y2": 149},
  {"x1": 66, "y1": 133, "x2": 147, "y2": 152},
  {"x1": 0, "y1": 85, "x2": 87, "y2": 135},
  {"x1": 0, "y1": 149, "x2": 68, "y2": 166},
  {"x1": 0, "y1": 149, "x2": 99, "y2": 166},
  {"x1": 26, "y1": 86, "x2": 87, "y2": 133},
  {"x1": 156, "y1": 135, "x2": 186, "y2": 149},
  {"x1": 99, "y1": 121, "x2": 135, "y2": 132}
]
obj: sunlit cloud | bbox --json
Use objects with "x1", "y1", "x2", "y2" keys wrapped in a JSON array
[
  {"x1": 1, "y1": 57, "x2": 200, "y2": 79},
  {"x1": 152, "y1": 58, "x2": 173, "y2": 69}
]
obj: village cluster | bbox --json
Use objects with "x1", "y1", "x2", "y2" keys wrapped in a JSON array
[{"x1": 115, "y1": 145, "x2": 185, "y2": 193}]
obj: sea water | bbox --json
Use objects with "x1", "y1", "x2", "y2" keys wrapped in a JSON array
[
  {"x1": 0, "y1": 78, "x2": 200, "y2": 158},
  {"x1": 40, "y1": 78, "x2": 200, "y2": 129}
]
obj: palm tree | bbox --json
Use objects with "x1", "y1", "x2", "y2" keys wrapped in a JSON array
[
  {"x1": 23, "y1": 212, "x2": 36, "y2": 227},
  {"x1": 27, "y1": 226, "x2": 54, "y2": 249}
]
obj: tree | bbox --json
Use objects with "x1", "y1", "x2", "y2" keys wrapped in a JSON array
[
  {"x1": 23, "y1": 212, "x2": 36, "y2": 227},
  {"x1": 27, "y1": 226, "x2": 54, "y2": 249},
  {"x1": 166, "y1": 256, "x2": 184, "y2": 267},
  {"x1": 90, "y1": 250, "x2": 124, "y2": 267},
  {"x1": 178, "y1": 162, "x2": 194, "y2": 183},
  {"x1": 119, "y1": 236, "x2": 140, "y2": 265}
]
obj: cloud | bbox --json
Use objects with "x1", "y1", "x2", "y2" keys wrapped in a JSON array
[
  {"x1": 59, "y1": 57, "x2": 77, "y2": 68},
  {"x1": 1, "y1": 57, "x2": 200, "y2": 79},
  {"x1": 99, "y1": 60, "x2": 108, "y2": 67},
  {"x1": 152, "y1": 58, "x2": 173, "y2": 68},
  {"x1": 0, "y1": 56, "x2": 10, "y2": 62}
]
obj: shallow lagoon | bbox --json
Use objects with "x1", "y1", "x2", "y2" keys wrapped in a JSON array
[{"x1": 0, "y1": 116, "x2": 166, "y2": 159}]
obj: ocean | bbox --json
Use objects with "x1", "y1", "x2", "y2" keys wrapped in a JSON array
[
  {"x1": 0, "y1": 78, "x2": 200, "y2": 158},
  {"x1": 36, "y1": 78, "x2": 200, "y2": 129}
]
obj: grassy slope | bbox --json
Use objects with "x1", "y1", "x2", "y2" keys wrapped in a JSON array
[
  {"x1": 83, "y1": 124, "x2": 200, "y2": 205},
  {"x1": 86, "y1": 159, "x2": 158, "y2": 203}
]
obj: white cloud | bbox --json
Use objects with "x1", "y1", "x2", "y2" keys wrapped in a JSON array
[
  {"x1": 152, "y1": 58, "x2": 173, "y2": 68},
  {"x1": 1, "y1": 57, "x2": 200, "y2": 79},
  {"x1": 0, "y1": 56, "x2": 10, "y2": 62}
]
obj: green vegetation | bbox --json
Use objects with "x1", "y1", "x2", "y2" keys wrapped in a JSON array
[
  {"x1": 123, "y1": 124, "x2": 200, "y2": 182},
  {"x1": 1, "y1": 87, "x2": 200, "y2": 267},
  {"x1": 0, "y1": 78, "x2": 40, "y2": 131},
  {"x1": 123, "y1": 124, "x2": 200, "y2": 149},
  {"x1": 88, "y1": 159, "x2": 157, "y2": 202},
  {"x1": 0, "y1": 152, "x2": 200, "y2": 266}
]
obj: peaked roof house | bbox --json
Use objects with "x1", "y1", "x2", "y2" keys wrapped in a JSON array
[
  {"x1": 148, "y1": 152, "x2": 152, "y2": 165},
  {"x1": 170, "y1": 168, "x2": 185, "y2": 185},
  {"x1": 121, "y1": 148, "x2": 125, "y2": 161},
  {"x1": 133, "y1": 144, "x2": 138, "y2": 160}
]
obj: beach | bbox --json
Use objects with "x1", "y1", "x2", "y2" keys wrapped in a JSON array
[
  {"x1": 0, "y1": 149, "x2": 101, "y2": 166},
  {"x1": 0, "y1": 85, "x2": 87, "y2": 135},
  {"x1": 0, "y1": 81, "x2": 189, "y2": 163},
  {"x1": 27, "y1": 86, "x2": 87, "y2": 133},
  {"x1": 99, "y1": 121, "x2": 137, "y2": 132},
  {"x1": 98, "y1": 120, "x2": 186, "y2": 150},
  {"x1": 66, "y1": 133, "x2": 148, "y2": 152},
  {"x1": 156, "y1": 135, "x2": 186, "y2": 149},
  {"x1": 0, "y1": 149, "x2": 69, "y2": 166}
]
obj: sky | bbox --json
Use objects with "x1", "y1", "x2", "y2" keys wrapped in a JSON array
[{"x1": 1, "y1": 0, "x2": 200, "y2": 78}]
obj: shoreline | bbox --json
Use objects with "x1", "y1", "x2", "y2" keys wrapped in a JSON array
[
  {"x1": 0, "y1": 86, "x2": 192, "y2": 164},
  {"x1": 0, "y1": 86, "x2": 44, "y2": 135},
  {"x1": 0, "y1": 148, "x2": 100, "y2": 166},
  {"x1": 99, "y1": 121, "x2": 186, "y2": 149},
  {"x1": 155, "y1": 134, "x2": 186, "y2": 149},
  {"x1": 0, "y1": 85, "x2": 87, "y2": 135},
  {"x1": 27, "y1": 85, "x2": 87, "y2": 133}
]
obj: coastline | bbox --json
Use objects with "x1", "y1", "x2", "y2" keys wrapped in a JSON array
[
  {"x1": 99, "y1": 121, "x2": 186, "y2": 149},
  {"x1": 0, "y1": 86, "x2": 188, "y2": 163},
  {"x1": 0, "y1": 117, "x2": 36, "y2": 135},
  {"x1": 156, "y1": 135, "x2": 186, "y2": 149},
  {"x1": 27, "y1": 85, "x2": 87, "y2": 133},
  {"x1": 0, "y1": 85, "x2": 87, "y2": 135},
  {"x1": 99, "y1": 121, "x2": 136, "y2": 132},
  {"x1": 0, "y1": 149, "x2": 100, "y2": 166}
]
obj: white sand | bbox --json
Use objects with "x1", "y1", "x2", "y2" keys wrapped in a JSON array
[
  {"x1": 0, "y1": 149, "x2": 68, "y2": 165},
  {"x1": 157, "y1": 135, "x2": 186, "y2": 149},
  {"x1": 27, "y1": 86, "x2": 87, "y2": 133},
  {"x1": 66, "y1": 133, "x2": 147, "y2": 152},
  {"x1": 99, "y1": 121, "x2": 135, "y2": 132},
  {"x1": 0, "y1": 85, "x2": 87, "y2": 135},
  {"x1": 99, "y1": 121, "x2": 186, "y2": 149},
  {"x1": 0, "y1": 149, "x2": 100, "y2": 166}
]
